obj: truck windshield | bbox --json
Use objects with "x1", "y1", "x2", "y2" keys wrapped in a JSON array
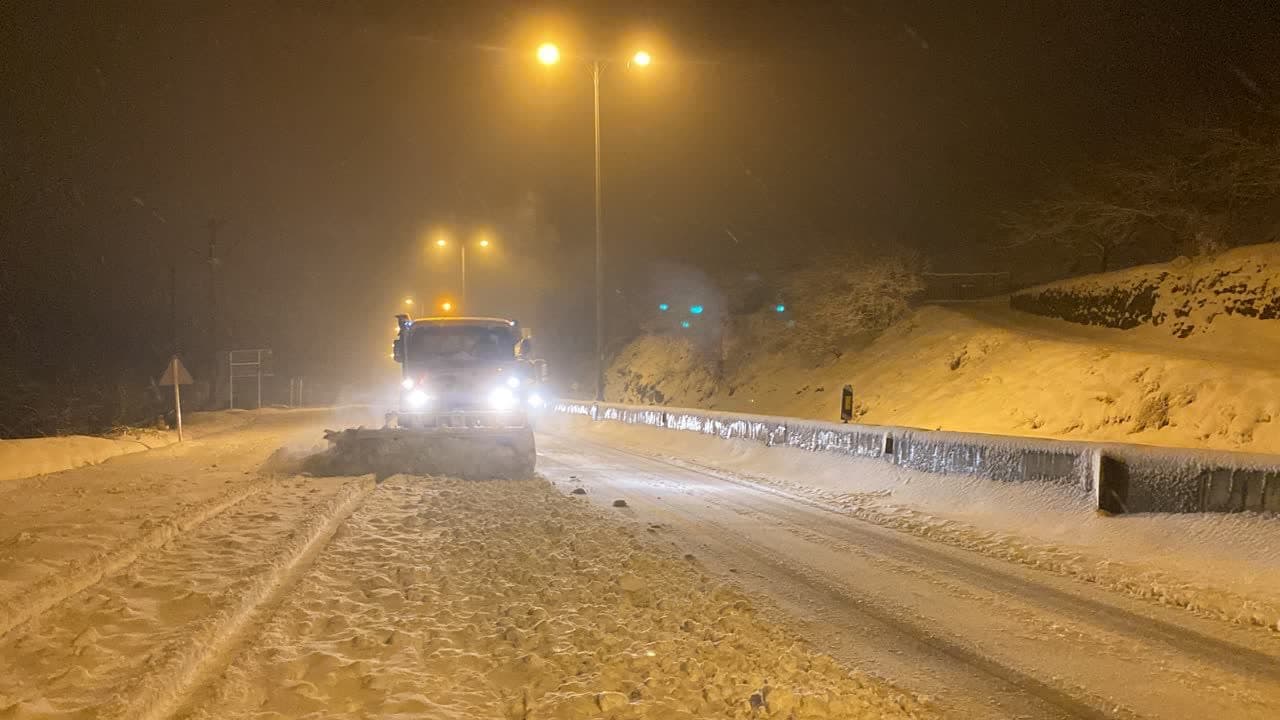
[{"x1": 406, "y1": 326, "x2": 515, "y2": 362}]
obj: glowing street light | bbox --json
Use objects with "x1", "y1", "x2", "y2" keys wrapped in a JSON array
[
  {"x1": 537, "y1": 42, "x2": 654, "y2": 401},
  {"x1": 404, "y1": 297, "x2": 421, "y2": 317},
  {"x1": 441, "y1": 300, "x2": 453, "y2": 313},
  {"x1": 433, "y1": 233, "x2": 495, "y2": 310},
  {"x1": 536, "y1": 42, "x2": 560, "y2": 66}
]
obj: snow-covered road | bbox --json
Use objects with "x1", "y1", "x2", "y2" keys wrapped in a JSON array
[
  {"x1": 0, "y1": 409, "x2": 919, "y2": 719},
  {"x1": 535, "y1": 429, "x2": 1280, "y2": 719},
  {"x1": 3, "y1": 406, "x2": 1277, "y2": 719}
]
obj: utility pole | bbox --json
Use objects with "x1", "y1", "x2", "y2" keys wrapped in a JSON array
[
  {"x1": 169, "y1": 263, "x2": 178, "y2": 355},
  {"x1": 208, "y1": 218, "x2": 224, "y2": 406}
]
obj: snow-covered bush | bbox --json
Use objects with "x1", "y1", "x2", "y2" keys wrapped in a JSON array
[{"x1": 781, "y1": 255, "x2": 924, "y2": 360}]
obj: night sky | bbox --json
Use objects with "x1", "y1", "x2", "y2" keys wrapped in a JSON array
[{"x1": 4, "y1": 0, "x2": 1280, "y2": 391}]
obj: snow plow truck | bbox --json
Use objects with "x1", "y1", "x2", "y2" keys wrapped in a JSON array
[{"x1": 313, "y1": 315, "x2": 547, "y2": 479}]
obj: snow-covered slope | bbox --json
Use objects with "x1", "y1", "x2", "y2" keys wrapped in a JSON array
[
  {"x1": 607, "y1": 251, "x2": 1280, "y2": 454},
  {"x1": 1013, "y1": 242, "x2": 1280, "y2": 337}
]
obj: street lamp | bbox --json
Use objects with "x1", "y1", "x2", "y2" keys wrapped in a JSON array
[
  {"x1": 403, "y1": 297, "x2": 421, "y2": 317},
  {"x1": 536, "y1": 42, "x2": 560, "y2": 66},
  {"x1": 537, "y1": 41, "x2": 652, "y2": 401},
  {"x1": 434, "y1": 233, "x2": 494, "y2": 310}
]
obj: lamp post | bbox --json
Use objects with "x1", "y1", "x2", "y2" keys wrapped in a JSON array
[
  {"x1": 434, "y1": 233, "x2": 493, "y2": 311},
  {"x1": 538, "y1": 43, "x2": 651, "y2": 401}
]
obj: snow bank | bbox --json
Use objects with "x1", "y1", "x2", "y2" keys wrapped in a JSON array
[
  {"x1": 1013, "y1": 242, "x2": 1280, "y2": 337},
  {"x1": 0, "y1": 435, "x2": 162, "y2": 483},
  {"x1": 609, "y1": 293, "x2": 1280, "y2": 457},
  {"x1": 0, "y1": 409, "x2": 272, "y2": 484}
]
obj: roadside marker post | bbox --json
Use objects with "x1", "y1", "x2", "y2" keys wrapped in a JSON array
[{"x1": 841, "y1": 384, "x2": 854, "y2": 423}]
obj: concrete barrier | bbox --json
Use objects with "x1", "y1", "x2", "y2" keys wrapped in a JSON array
[
  {"x1": 553, "y1": 399, "x2": 1280, "y2": 515},
  {"x1": 1097, "y1": 445, "x2": 1280, "y2": 514}
]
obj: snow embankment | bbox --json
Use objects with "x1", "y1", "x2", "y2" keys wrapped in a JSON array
[
  {"x1": 608, "y1": 296, "x2": 1280, "y2": 454},
  {"x1": 1012, "y1": 242, "x2": 1280, "y2": 338},
  {"x1": 0, "y1": 409, "x2": 270, "y2": 483}
]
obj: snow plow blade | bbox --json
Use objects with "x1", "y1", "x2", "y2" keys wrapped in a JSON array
[{"x1": 305, "y1": 426, "x2": 536, "y2": 480}]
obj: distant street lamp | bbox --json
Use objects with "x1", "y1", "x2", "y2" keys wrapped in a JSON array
[
  {"x1": 434, "y1": 232, "x2": 494, "y2": 310},
  {"x1": 403, "y1": 297, "x2": 421, "y2": 317},
  {"x1": 537, "y1": 41, "x2": 653, "y2": 401}
]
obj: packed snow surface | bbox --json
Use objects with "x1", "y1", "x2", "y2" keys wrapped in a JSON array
[{"x1": 189, "y1": 476, "x2": 920, "y2": 719}]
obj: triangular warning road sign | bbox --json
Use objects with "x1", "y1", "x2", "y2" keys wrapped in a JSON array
[{"x1": 159, "y1": 356, "x2": 194, "y2": 386}]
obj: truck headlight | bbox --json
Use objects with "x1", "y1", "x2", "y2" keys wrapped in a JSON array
[
  {"x1": 527, "y1": 392, "x2": 544, "y2": 408},
  {"x1": 488, "y1": 386, "x2": 516, "y2": 410},
  {"x1": 406, "y1": 389, "x2": 429, "y2": 408},
  {"x1": 505, "y1": 376, "x2": 521, "y2": 388},
  {"x1": 401, "y1": 377, "x2": 416, "y2": 390}
]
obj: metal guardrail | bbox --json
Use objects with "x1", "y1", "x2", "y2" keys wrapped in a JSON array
[{"x1": 553, "y1": 400, "x2": 1280, "y2": 515}]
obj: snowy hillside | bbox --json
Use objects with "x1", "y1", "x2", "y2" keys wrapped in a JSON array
[{"x1": 607, "y1": 245, "x2": 1280, "y2": 454}]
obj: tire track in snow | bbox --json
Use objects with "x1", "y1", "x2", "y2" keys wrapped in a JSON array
[
  {"x1": 541, "y1": 434, "x2": 1280, "y2": 718},
  {"x1": 96, "y1": 474, "x2": 377, "y2": 720},
  {"x1": 0, "y1": 477, "x2": 268, "y2": 639},
  {"x1": 608, "y1": 443, "x2": 1280, "y2": 681},
  {"x1": 538, "y1": 448, "x2": 1113, "y2": 720}
]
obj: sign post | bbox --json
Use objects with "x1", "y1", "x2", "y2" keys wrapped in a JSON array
[
  {"x1": 172, "y1": 357, "x2": 184, "y2": 441},
  {"x1": 159, "y1": 355, "x2": 195, "y2": 441},
  {"x1": 228, "y1": 349, "x2": 273, "y2": 410}
]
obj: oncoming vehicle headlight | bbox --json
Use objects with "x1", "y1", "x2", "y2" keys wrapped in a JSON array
[
  {"x1": 401, "y1": 377, "x2": 416, "y2": 390},
  {"x1": 488, "y1": 386, "x2": 516, "y2": 410},
  {"x1": 527, "y1": 392, "x2": 545, "y2": 408},
  {"x1": 406, "y1": 389, "x2": 429, "y2": 408},
  {"x1": 505, "y1": 376, "x2": 521, "y2": 388}
]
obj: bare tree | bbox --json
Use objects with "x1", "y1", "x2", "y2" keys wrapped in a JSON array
[{"x1": 1002, "y1": 120, "x2": 1280, "y2": 271}]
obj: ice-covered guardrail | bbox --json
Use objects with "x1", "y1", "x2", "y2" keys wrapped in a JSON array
[{"x1": 552, "y1": 400, "x2": 1280, "y2": 515}]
